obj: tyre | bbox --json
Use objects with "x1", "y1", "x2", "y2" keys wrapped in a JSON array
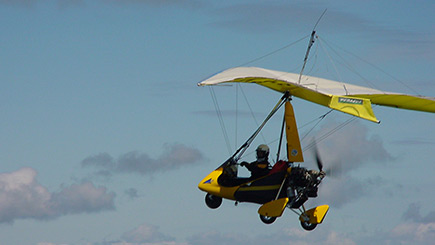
[
  {"x1": 259, "y1": 214, "x2": 276, "y2": 224},
  {"x1": 205, "y1": 193, "x2": 222, "y2": 209},
  {"x1": 300, "y1": 220, "x2": 317, "y2": 231}
]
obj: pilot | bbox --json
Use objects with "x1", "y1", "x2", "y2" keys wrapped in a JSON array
[{"x1": 240, "y1": 144, "x2": 271, "y2": 179}]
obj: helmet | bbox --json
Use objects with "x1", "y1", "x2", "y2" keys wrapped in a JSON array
[{"x1": 256, "y1": 144, "x2": 269, "y2": 160}]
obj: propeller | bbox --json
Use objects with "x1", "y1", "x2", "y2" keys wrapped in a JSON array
[
  {"x1": 312, "y1": 139, "x2": 323, "y2": 172},
  {"x1": 312, "y1": 140, "x2": 341, "y2": 178},
  {"x1": 314, "y1": 144, "x2": 323, "y2": 172}
]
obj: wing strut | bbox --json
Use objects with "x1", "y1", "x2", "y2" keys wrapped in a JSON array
[{"x1": 231, "y1": 92, "x2": 291, "y2": 162}]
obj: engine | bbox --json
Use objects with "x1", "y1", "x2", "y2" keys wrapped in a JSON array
[{"x1": 288, "y1": 167, "x2": 324, "y2": 198}]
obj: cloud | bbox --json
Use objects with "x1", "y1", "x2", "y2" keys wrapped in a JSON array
[
  {"x1": 392, "y1": 137, "x2": 435, "y2": 146},
  {"x1": 208, "y1": 2, "x2": 434, "y2": 61},
  {"x1": 0, "y1": 168, "x2": 115, "y2": 224},
  {"x1": 0, "y1": 0, "x2": 205, "y2": 9},
  {"x1": 403, "y1": 203, "x2": 435, "y2": 224},
  {"x1": 0, "y1": 0, "x2": 86, "y2": 8},
  {"x1": 81, "y1": 143, "x2": 204, "y2": 176},
  {"x1": 106, "y1": 0, "x2": 206, "y2": 8},
  {"x1": 316, "y1": 176, "x2": 382, "y2": 208},
  {"x1": 0, "y1": 0, "x2": 36, "y2": 7},
  {"x1": 302, "y1": 121, "x2": 392, "y2": 207},
  {"x1": 187, "y1": 231, "x2": 249, "y2": 245},
  {"x1": 120, "y1": 223, "x2": 176, "y2": 244},
  {"x1": 388, "y1": 222, "x2": 435, "y2": 245},
  {"x1": 186, "y1": 228, "x2": 357, "y2": 245},
  {"x1": 210, "y1": 3, "x2": 386, "y2": 35},
  {"x1": 352, "y1": 204, "x2": 435, "y2": 244},
  {"x1": 307, "y1": 120, "x2": 393, "y2": 175},
  {"x1": 124, "y1": 188, "x2": 139, "y2": 199}
]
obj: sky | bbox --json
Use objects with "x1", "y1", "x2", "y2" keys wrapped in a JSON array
[{"x1": 0, "y1": 0, "x2": 434, "y2": 244}]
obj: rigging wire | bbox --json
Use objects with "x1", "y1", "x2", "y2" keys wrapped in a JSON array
[
  {"x1": 238, "y1": 84, "x2": 269, "y2": 145},
  {"x1": 209, "y1": 34, "x2": 311, "y2": 159},
  {"x1": 303, "y1": 116, "x2": 357, "y2": 152},
  {"x1": 235, "y1": 83, "x2": 238, "y2": 150},
  {"x1": 317, "y1": 37, "x2": 347, "y2": 94},
  {"x1": 318, "y1": 36, "x2": 382, "y2": 92},
  {"x1": 209, "y1": 87, "x2": 233, "y2": 155},
  {"x1": 319, "y1": 36, "x2": 421, "y2": 96},
  {"x1": 299, "y1": 109, "x2": 333, "y2": 143},
  {"x1": 206, "y1": 15, "x2": 376, "y2": 161},
  {"x1": 237, "y1": 35, "x2": 310, "y2": 67}
]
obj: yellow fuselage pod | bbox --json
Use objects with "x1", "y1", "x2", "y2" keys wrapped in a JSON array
[
  {"x1": 299, "y1": 205, "x2": 329, "y2": 224},
  {"x1": 198, "y1": 168, "x2": 239, "y2": 200}
]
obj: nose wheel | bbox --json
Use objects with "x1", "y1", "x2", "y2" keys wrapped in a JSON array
[
  {"x1": 205, "y1": 193, "x2": 222, "y2": 209},
  {"x1": 300, "y1": 220, "x2": 317, "y2": 230}
]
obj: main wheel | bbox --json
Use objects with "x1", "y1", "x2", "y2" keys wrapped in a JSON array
[
  {"x1": 259, "y1": 214, "x2": 276, "y2": 224},
  {"x1": 300, "y1": 220, "x2": 317, "y2": 231},
  {"x1": 205, "y1": 193, "x2": 222, "y2": 209}
]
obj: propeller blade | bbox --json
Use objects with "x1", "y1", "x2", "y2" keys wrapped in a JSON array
[
  {"x1": 313, "y1": 142, "x2": 323, "y2": 172},
  {"x1": 311, "y1": 139, "x2": 341, "y2": 178}
]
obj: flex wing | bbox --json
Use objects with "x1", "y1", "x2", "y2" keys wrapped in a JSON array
[{"x1": 198, "y1": 67, "x2": 435, "y2": 123}]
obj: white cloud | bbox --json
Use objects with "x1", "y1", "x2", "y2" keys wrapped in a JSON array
[{"x1": 0, "y1": 168, "x2": 115, "y2": 224}]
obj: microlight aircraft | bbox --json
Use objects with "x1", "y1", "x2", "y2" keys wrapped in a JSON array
[{"x1": 197, "y1": 32, "x2": 435, "y2": 230}]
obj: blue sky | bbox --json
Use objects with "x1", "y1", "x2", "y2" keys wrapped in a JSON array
[{"x1": 0, "y1": 1, "x2": 434, "y2": 244}]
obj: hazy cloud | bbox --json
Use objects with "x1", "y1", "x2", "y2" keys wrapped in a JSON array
[
  {"x1": 187, "y1": 228, "x2": 356, "y2": 245},
  {"x1": 308, "y1": 121, "x2": 393, "y2": 175},
  {"x1": 403, "y1": 203, "x2": 435, "y2": 224},
  {"x1": 389, "y1": 222, "x2": 435, "y2": 245},
  {"x1": 392, "y1": 137, "x2": 435, "y2": 146},
  {"x1": 209, "y1": 2, "x2": 434, "y2": 60},
  {"x1": 81, "y1": 143, "x2": 204, "y2": 176},
  {"x1": 187, "y1": 231, "x2": 249, "y2": 245},
  {"x1": 303, "y1": 121, "x2": 392, "y2": 208},
  {"x1": 211, "y1": 3, "x2": 384, "y2": 35},
  {"x1": 124, "y1": 188, "x2": 139, "y2": 199},
  {"x1": 0, "y1": 0, "x2": 205, "y2": 9},
  {"x1": 354, "y1": 205, "x2": 435, "y2": 245},
  {"x1": 106, "y1": 0, "x2": 206, "y2": 8},
  {"x1": 0, "y1": 0, "x2": 85, "y2": 8},
  {"x1": 315, "y1": 175, "x2": 387, "y2": 209},
  {"x1": 121, "y1": 223, "x2": 175, "y2": 244},
  {"x1": 0, "y1": 168, "x2": 115, "y2": 224}
]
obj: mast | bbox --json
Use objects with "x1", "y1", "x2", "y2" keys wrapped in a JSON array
[
  {"x1": 298, "y1": 30, "x2": 316, "y2": 84},
  {"x1": 297, "y1": 9, "x2": 327, "y2": 84}
]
